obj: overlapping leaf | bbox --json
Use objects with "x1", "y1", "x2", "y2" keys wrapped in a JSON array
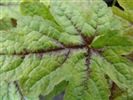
[
  {"x1": 112, "y1": 0, "x2": 133, "y2": 36},
  {"x1": 112, "y1": 0, "x2": 133, "y2": 22}
]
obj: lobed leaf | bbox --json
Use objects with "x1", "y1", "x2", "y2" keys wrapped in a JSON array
[{"x1": 0, "y1": 0, "x2": 133, "y2": 100}]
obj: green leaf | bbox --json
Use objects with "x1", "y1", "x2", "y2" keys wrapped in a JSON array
[
  {"x1": 50, "y1": 0, "x2": 112, "y2": 36},
  {"x1": 91, "y1": 31, "x2": 133, "y2": 55},
  {"x1": 0, "y1": 2, "x2": 21, "y2": 31},
  {"x1": 112, "y1": 0, "x2": 133, "y2": 36},
  {"x1": 1, "y1": 0, "x2": 133, "y2": 99},
  {"x1": 20, "y1": 0, "x2": 55, "y2": 21},
  {"x1": 45, "y1": 81, "x2": 68, "y2": 100},
  {"x1": 112, "y1": 0, "x2": 133, "y2": 23},
  {"x1": 0, "y1": 0, "x2": 20, "y2": 3},
  {"x1": 64, "y1": 52, "x2": 110, "y2": 100},
  {"x1": 117, "y1": 0, "x2": 133, "y2": 11},
  {"x1": 0, "y1": 4, "x2": 21, "y2": 19},
  {"x1": 40, "y1": 0, "x2": 50, "y2": 7},
  {"x1": 0, "y1": 16, "x2": 83, "y2": 55},
  {"x1": 93, "y1": 50, "x2": 133, "y2": 90},
  {"x1": 0, "y1": 81, "x2": 22, "y2": 100},
  {"x1": 0, "y1": 17, "x2": 15, "y2": 30}
]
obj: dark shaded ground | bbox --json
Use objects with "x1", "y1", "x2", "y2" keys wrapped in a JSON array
[{"x1": 104, "y1": 0, "x2": 124, "y2": 10}]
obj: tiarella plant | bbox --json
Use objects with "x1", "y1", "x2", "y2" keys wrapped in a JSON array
[{"x1": 0, "y1": 0, "x2": 133, "y2": 100}]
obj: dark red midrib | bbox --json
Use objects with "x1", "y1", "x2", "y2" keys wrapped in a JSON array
[
  {"x1": 1, "y1": 15, "x2": 95, "y2": 56},
  {"x1": 109, "y1": 82, "x2": 124, "y2": 100},
  {"x1": 109, "y1": 82, "x2": 115, "y2": 100},
  {"x1": 65, "y1": 14, "x2": 95, "y2": 47},
  {"x1": 0, "y1": 44, "x2": 86, "y2": 56},
  {"x1": 65, "y1": 14, "x2": 98, "y2": 92}
]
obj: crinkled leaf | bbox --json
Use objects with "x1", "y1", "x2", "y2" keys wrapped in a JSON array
[
  {"x1": 93, "y1": 50, "x2": 133, "y2": 89},
  {"x1": 20, "y1": 0, "x2": 55, "y2": 21},
  {"x1": 0, "y1": 17, "x2": 15, "y2": 30},
  {"x1": 0, "y1": 4, "x2": 21, "y2": 19},
  {"x1": 50, "y1": 0, "x2": 113, "y2": 36},
  {"x1": 0, "y1": 81, "x2": 22, "y2": 100},
  {"x1": 0, "y1": 2, "x2": 21, "y2": 31},
  {"x1": 64, "y1": 52, "x2": 110, "y2": 100},
  {"x1": 0, "y1": 0, "x2": 133, "y2": 100}
]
